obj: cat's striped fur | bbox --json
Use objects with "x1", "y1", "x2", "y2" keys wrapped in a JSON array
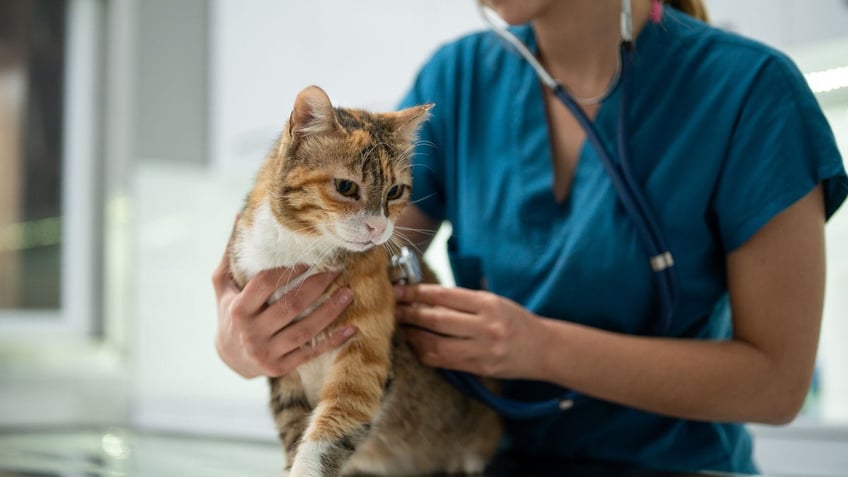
[{"x1": 228, "y1": 86, "x2": 501, "y2": 477}]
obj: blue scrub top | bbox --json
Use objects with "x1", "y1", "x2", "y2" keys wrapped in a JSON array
[{"x1": 398, "y1": 7, "x2": 848, "y2": 475}]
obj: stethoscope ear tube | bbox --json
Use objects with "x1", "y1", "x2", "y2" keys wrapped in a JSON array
[{"x1": 477, "y1": 4, "x2": 557, "y2": 89}]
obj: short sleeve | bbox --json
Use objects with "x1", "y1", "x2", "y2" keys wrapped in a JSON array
[
  {"x1": 711, "y1": 55, "x2": 848, "y2": 252},
  {"x1": 396, "y1": 47, "x2": 456, "y2": 224}
]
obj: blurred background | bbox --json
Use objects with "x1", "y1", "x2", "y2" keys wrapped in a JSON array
[{"x1": 0, "y1": 1, "x2": 846, "y2": 475}]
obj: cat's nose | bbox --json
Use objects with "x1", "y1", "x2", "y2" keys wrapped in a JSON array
[{"x1": 365, "y1": 216, "x2": 387, "y2": 240}]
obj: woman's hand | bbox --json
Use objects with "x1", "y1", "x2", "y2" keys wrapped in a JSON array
[
  {"x1": 395, "y1": 284, "x2": 547, "y2": 379},
  {"x1": 212, "y1": 251, "x2": 356, "y2": 379}
]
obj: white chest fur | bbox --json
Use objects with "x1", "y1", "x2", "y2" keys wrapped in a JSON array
[{"x1": 234, "y1": 200, "x2": 340, "y2": 299}]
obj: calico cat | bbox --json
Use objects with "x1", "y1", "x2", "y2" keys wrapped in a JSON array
[{"x1": 228, "y1": 85, "x2": 501, "y2": 477}]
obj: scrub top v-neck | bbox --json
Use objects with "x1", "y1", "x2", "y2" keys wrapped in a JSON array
[{"x1": 397, "y1": 7, "x2": 847, "y2": 474}]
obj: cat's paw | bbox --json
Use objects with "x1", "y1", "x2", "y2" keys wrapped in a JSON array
[{"x1": 288, "y1": 441, "x2": 335, "y2": 477}]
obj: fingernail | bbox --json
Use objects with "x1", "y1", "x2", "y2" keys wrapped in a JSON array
[
  {"x1": 337, "y1": 289, "x2": 353, "y2": 304},
  {"x1": 340, "y1": 326, "x2": 357, "y2": 338}
]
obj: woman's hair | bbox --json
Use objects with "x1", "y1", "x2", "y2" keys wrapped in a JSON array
[{"x1": 664, "y1": 0, "x2": 709, "y2": 23}]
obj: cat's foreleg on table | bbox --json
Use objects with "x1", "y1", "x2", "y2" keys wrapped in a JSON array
[{"x1": 288, "y1": 339, "x2": 390, "y2": 477}]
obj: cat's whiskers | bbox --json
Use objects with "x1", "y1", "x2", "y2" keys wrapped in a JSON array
[
  {"x1": 407, "y1": 192, "x2": 437, "y2": 207},
  {"x1": 293, "y1": 237, "x2": 346, "y2": 298},
  {"x1": 288, "y1": 233, "x2": 326, "y2": 265},
  {"x1": 393, "y1": 140, "x2": 436, "y2": 172},
  {"x1": 311, "y1": 237, "x2": 341, "y2": 272},
  {"x1": 271, "y1": 235, "x2": 337, "y2": 295},
  {"x1": 395, "y1": 225, "x2": 437, "y2": 237},
  {"x1": 393, "y1": 148, "x2": 417, "y2": 170},
  {"x1": 413, "y1": 139, "x2": 436, "y2": 151},
  {"x1": 381, "y1": 237, "x2": 402, "y2": 260},
  {"x1": 389, "y1": 231, "x2": 424, "y2": 257},
  {"x1": 398, "y1": 142, "x2": 417, "y2": 157},
  {"x1": 405, "y1": 162, "x2": 435, "y2": 175},
  {"x1": 393, "y1": 163, "x2": 416, "y2": 175}
]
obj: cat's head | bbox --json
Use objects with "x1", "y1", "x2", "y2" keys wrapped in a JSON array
[{"x1": 270, "y1": 85, "x2": 432, "y2": 253}]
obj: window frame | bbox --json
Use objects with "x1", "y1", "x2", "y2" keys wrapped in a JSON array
[{"x1": 0, "y1": 0, "x2": 104, "y2": 344}]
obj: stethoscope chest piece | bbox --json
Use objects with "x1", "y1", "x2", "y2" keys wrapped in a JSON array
[{"x1": 389, "y1": 246, "x2": 423, "y2": 285}]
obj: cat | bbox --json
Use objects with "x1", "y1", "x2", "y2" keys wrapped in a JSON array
[{"x1": 227, "y1": 85, "x2": 501, "y2": 477}]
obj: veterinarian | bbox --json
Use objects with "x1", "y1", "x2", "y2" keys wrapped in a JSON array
[{"x1": 213, "y1": 0, "x2": 848, "y2": 473}]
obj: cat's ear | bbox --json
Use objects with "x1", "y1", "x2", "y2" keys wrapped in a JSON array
[
  {"x1": 387, "y1": 103, "x2": 434, "y2": 145},
  {"x1": 288, "y1": 85, "x2": 339, "y2": 138}
]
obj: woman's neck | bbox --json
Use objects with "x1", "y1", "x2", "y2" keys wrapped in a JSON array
[{"x1": 532, "y1": 0, "x2": 652, "y2": 99}]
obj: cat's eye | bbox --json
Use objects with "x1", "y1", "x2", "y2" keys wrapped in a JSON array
[
  {"x1": 335, "y1": 179, "x2": 359, "y2": 198},
  {"x1": 387, "y1": 184, "x2": 404, "y2": 201}
]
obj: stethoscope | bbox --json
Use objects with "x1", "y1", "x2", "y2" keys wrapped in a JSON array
[{"x1": 391, "y1": 0, "x2": 678, "y2": 420}]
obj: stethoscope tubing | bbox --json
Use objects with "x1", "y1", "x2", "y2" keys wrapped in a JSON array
[
  {"x1": 555, "y1": 44, "x2": 678, "y2": 332},
  {"x1": 437, "y1": 4, "x2": 679, "y2": 420}
]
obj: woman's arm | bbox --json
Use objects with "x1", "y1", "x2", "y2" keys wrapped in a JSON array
[{"x1": 397, "y1": 185, "x2": 825, "y2": 425}]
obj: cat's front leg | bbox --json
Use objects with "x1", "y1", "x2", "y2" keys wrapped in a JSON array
[
  {"x1": 288, "y1": 339, "x2": 389, "y2": 477},
  {"x1": 269, "y1": 374, "x2": 312, "y2": 471}
]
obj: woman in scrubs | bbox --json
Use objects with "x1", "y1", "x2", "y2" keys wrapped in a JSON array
[{"x1": 212, "y1": 0, "x2": 848, "y2": 473}]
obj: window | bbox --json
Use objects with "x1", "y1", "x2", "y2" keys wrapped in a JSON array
[{"x1": 0, "y1": 0, "x2": 100, "y2": 340}]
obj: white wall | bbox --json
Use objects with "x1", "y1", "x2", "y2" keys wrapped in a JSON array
[
  {"x1": 707, "y1": 0, "x2": 848, "y2": 50},
  {"x1": 209, "y1": 0, "x2": 485, "y2": 171},
  {"x1": 819, "y1": 104, "x2": 848, "y2": 423}
]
